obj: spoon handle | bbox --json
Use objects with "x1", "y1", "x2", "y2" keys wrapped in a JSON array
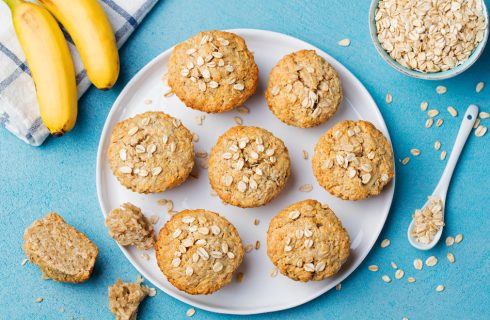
[{"x1": 435, "y1": 104, "x2": 479, "y2": 198}]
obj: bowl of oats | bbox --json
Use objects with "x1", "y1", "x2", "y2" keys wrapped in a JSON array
[{"x1": 369, "y1": 0, "x2": 489, "y2": 80}]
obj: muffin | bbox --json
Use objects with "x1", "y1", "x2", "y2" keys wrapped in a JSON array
[
  {"x1": 155, "y1": 209, "x2": 244, "y2": 295},
  {"x1": 265, "y1": 50, "x2": 343, "y2": 128},
  {"x1": 312, "y1": 120, "x2": 394, "y2": 200},
  {"x1": 108, "y1": 111, "x2": 194, "y2": 193},
  {"x1": 267, "y1": 199, "x2": 350, "y2": 282},
  {"x1": 105, "y1": 203, "x2": 154, "y2": 250},
  {"x1": 168, "y1": 30, "x2": 259, "y2": 113},
  {"x1": 208, "y1": 126, "x2": 291, "y2": 208}
]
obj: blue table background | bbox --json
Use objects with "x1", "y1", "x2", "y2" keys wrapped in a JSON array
[{"x1": 1, "y1": 1, "x2": 489, "y2": 319}]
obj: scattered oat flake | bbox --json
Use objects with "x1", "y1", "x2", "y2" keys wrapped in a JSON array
[
  {"x1": 368, "y1": 265, "x2": 379, "y2": 272},
  {"x1": 253, "y1": 218, "x2": 260, "y2": 226},
  {"x1": 402, "y1": 157, "x2": 410, "y2": 165},
  {"x1": 428, "y1": 109, "x2": 439, "y2": 117},
  {"x1": 445, "y1": 236, "x2": 454, "y2": 246},
  {"x1": 186, "y1": 308, "x2": 196, "y2": 317},
  {"x1": 413, "y1": 258, "x2": 423, "y2": 270},
  {"x1": 255, "y1": 240, "x2": 260, "y2": 250},
  {"x1": 141, "y1": 253, "x2": 150, "y2": 261},
  {"x1": 338, "y1": 38, "x2": 350, "y2": 47},
  {"x1": 35, "y1": 297, "x2": 43, "y2": 303},
  {"x1": 299, "y1": 184, "x2": 313, "y2": 192},
  {"x1": 440, "y1": 150, "x2": 447, "y2": 160},
  {"x1": 455, "y1": 233, "x2": 463, "y2": 244},
  {"x1": 436, "y1": 86, "x2": 447, "y2": 94},
  {"x1": 436, "y1": 119, "x2": 443, "y2": 127},
  {"x1": 336, "y1": 283, "x2": 342, "y2": 290},
  {"x1": 407, "y1": 277, "x2": 416, "y2": 283},
  {"x1": 447, "y1": 106, "x2": 458, "y2": 117},
  {"x1": 476, "y1": 82, "x2": 484, "y2": 93},
  {"x1": 425, "y1": 118, "x2": 434, "y2": 128},
  {"x1": 475, "y1": 125, "x2": 487, "y2": 137},
  {"x1": 434, "y1": 140, "x2": 441, "y2": 151},
  {"x1": 234, "y1": 116, "x2": 243, "y2": 125},
  {"x1": 395, "y1": 269, "x2": 404, "y2": 280},
  {"x1": 244, "y1": 244, "x2": 254, "y2": 253},
  {"x1": 382, "y1": 275, "x2": 391, "y2": 283},
  {"x1": 236, "y1": 272, "x2": 245, "y2": 283},
  {"x1": 270, "y1": 268, "x2": 278, "y2": 277},
  {"x1": 447, "y1": 252, "x2": 455, "y2": 263},
  {"x1": 410, "y1": 149, "x2": 421, "y2": 156},
  {"x1": 425, "y1": 256, "x2": 438, "y2": 267},
  {"x1": 386, "y1": 93, "x2": 393, "y2": 104},
  {"x1": 473, "y1": 118, "x2": 481, "y2": 129},
  {"x1": 21, "y1": 258, "x2": 28, "y2": 266},
  {"x1": 436, "y1": 285, "x2": 445, "y2": 292},
  {"x1": 479, "y1": 112, "x2": 489, "y2": 119},
  {"x1": 381, "y1": 239, "x2": 390, "y2": 248},
  {"x1": 302, "y1": 150, "x2": 309, "y2": 160},
  {"x1": 391, "y1": 261, "x2": 398, "y2": 269},
  {"x1": 420, "y1": 101, "x2": 428, "y2": 111},
  {"x1": 237, "y1": 106, "x2": 250, "y2": 114}
]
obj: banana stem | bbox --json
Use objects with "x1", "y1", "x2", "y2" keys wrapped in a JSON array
[{"x1": 3, "y1": 0, "x2": 24, "y2": 10}]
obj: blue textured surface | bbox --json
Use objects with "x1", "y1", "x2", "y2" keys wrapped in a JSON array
[{"x1": 1, "y1": 1, "x2": 489, "y2": 319}]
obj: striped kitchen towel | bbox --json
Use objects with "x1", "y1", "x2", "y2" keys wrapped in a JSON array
[{"x1": 0, "y1": 0, "x2": 158, "y2": 146}]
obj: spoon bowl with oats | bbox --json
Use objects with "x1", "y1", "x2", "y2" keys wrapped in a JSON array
[{"x1": 408, "y1": 105, "x2": 479, "y2": 250}]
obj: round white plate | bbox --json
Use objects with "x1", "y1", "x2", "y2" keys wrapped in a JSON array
[{"x1": 96, "y1": 29, "x2": 395, "y2": 315}]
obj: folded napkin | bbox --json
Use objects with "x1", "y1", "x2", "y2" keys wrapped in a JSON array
[{"x1": 0, "y1": 0, "x2": 158, "y2": 146}]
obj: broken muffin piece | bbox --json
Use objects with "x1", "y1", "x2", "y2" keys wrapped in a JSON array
[
  {"x1": 23, "y1": 212, "x2": 98, "y2": 283},
  {"x1": 108, "y1": 277, "x2": 155, "y2": 320},
  {"x1": 105, "y1": 203, "x2": 155, "y2": 250}
]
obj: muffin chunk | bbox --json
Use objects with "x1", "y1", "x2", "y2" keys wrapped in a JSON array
[
  {"x1": 155, "y1": 209, "x2": 244, "y2": 295},
  {"x1": 208, "y1": 126, "x2": 291, "y2": 208},
  {"x1": 265, "y1": 50, "x2": 343, "y2": 128},
  {"x1": 105, "y1": 203, "x2": 154, "y2": 250},
  {"x1": 267, "y1": 199, "x2": 350, "y2": 282},
  {"x1": 23, "y1": 213, "x2": 98, "y2": 283},
  {"x1": 168, "y1": 30, "x2": 259, "y2": 113},
  {"x1": 108, "y1": 111, "x2": 194, "y2": 193},
  {"x1": 312, "y1": 120, "x2": 394, "y2": 200}
]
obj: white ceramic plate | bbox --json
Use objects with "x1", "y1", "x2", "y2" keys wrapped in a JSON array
[{"x1": 96, "y1": 29, "x2": 395, "y2": 315}]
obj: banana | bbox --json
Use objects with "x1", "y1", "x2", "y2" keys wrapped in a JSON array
[
  {"x1": 5, "y1": 0, "x2": 77, "y2": 136},
  {"x1": 38, "y1": 0, "x2": 120, "y2": 90}
]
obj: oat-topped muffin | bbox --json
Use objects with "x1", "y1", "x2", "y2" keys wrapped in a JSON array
[
  {"x1": 168, "y1": 30, "x2": 259, "y2": 113},
  {"x1": 155, "y1": 209, "x2": 244, "y2": 295},
  {"x1": 105, "y1": 203, "x2": 154, "y2": 250},
  {"x1": 267, "y1": 199, "x2": 350, "y2": 282},
  {"x1": 265, "y1": 50, "x2": 343, "y2": 128},
  {"x1": 208, "y1": 126, "x2": 291, "y2": 208},
  {"x1": 107, "y1": 112, "x2": 194, "y2": 193},
  {"x1": 312, "y1": 120, "x2": 394, "y2": 200}
]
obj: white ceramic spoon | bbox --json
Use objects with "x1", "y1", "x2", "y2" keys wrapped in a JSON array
[{"x1": 408, "y1": 104, "x2": 479, "y2": 250}]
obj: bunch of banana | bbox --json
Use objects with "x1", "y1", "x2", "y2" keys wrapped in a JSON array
[{"x1": 4, "y1": 0, "x2": 119, "y2": 136}]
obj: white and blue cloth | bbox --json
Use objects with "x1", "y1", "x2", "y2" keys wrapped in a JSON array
[{"x1": 0, "y1": 0, "x2": 158, "y2": 146}]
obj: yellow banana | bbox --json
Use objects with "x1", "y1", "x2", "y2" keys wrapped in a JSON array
[
  {"x1": 5, "y1": 0, "x2": 77, "y2": 136},
  {"x1": 39, "y1": 0, "x2": 120, "y2": 90}
]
